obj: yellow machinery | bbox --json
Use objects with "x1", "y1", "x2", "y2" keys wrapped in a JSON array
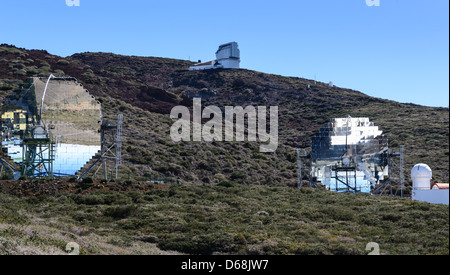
[{"x1": 1, "y1": 109, "x2": 28, "y2": 133}]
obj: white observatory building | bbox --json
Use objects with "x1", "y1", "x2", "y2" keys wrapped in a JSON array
[
  {"x1": 189, "y1": 42, "x2": 240, "y2": 71},
  {"x1": 411, "y1": 164, "x2": 449, "y2": 205}
]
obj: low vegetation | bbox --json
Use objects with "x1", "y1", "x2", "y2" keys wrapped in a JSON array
[
  {"x1": 0, "y1": 184, "x2": 448, "y2": 255},
  {"x1": 0, "y1": 44, "x2": 448, "y2": 255}
]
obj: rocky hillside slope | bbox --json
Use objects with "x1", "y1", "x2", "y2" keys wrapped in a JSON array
[{"x1": 1, "y1": 44, "x2": 448, "y2": 189}]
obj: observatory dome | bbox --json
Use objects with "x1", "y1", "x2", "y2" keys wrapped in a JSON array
[
  {"x1": 411, "y1": 164, "x2": 432, "y2": 190},
  {"x1": 411, "y1": 164, "x2": 432, "y2": 179}
]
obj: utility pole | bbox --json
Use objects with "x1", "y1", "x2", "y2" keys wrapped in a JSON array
[{"x1": 400, "y1": 145, "x2": 405, "y2": 198}]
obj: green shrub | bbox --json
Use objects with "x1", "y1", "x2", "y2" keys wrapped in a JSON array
[
  {"x1": 57, "y1": 59, "x2": 70, "y2": 65},
  {"x1": 0, "y1": 84, "x2": 13, "y2": 91},
  {"x1": 77, "y1": 177, "x2": 94, "y2": 190},
  {"x1": 72, "y1": 194, "x2": 105, "y2": 205},
  {"x1": 217, "y1": 181, "x2": 234, "y2": 188},
  {"x1": 230, "y1": 171, "x2": 247, "y2": 183},
  {"x1": 158, "y1": 233, "x2": 236, "y2": 255},
  {"x1": 104, "y1": 205, "x2": 138, "y2": 220}
]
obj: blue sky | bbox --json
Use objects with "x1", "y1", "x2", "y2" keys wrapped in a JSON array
[{"x1": 0, "y1": 0, "x2": 448, "y2": 107}]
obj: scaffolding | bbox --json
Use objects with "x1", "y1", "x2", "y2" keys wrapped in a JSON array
[
  {"x1": 77, "y1": 114, "x2": 123, "y2": 182},
  {"x1": 21, "y1": 135, "x2": 55, "y2": 179},
  {"x1": 331, "y1": 161, "x2": 359, "y2": 193},
  {"x1": 372, "y1": 145, "x2": 405, "y2": 196}
]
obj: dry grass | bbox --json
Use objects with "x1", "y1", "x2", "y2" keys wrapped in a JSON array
[{"x1": 1, "y1": 185, "x2": 448, "y2": 255}]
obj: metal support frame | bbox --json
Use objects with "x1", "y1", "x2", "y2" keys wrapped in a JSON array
[
  {"x1": 399, "y1": 145, "x2": 405, "y2": 197},
  {"x1": 331, "y1": 163, "x2": 359, "y2": 193},
  {"x1": 114, "y1": 114, "x2": 123, "y2": 180},
  {"x1": 372, "y1": 145, "x2": 405, "y2": 196},
  {"x1": 0, "y1": 157, "x2": 16, "y2": 179},
  {"x1": 297, "y1": 149, "x2": 318, "y2": 188},
  {"x1": 21, "y1": 137, "x2": 55, "y2": 179},
  {"x1": 296, "y1": 149, "x2": 302, "y2": 188},
  {"x1": 77, "y1": 114, "x2": 123, "y2": 182},
  {"x1": 39, "y1": 74, "x2": 56, "y2": 125}
]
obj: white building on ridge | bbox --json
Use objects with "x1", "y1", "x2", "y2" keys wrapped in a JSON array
[{"x1": 189, "y1": 42, "x2": 240, "y2": 71}]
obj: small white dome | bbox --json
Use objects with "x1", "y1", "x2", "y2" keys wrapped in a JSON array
[{"x1": 411, "y1": 164, "x2": 432, "y2": 179}]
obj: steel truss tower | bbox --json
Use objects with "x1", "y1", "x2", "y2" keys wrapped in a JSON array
[
  {"x1": 21, "y1": 136, "x2": 55, "y2": 179},
  {"x1": 372, "y1": 145, "x2": 405, "y2": 196},
  {"x1": 77, "y1": 114, "x2": 123, "y2": 182}
]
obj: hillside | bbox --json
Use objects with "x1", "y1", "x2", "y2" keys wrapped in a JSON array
[
  {"x1": 0, "y1": 44, "x2": 449, "y2": 256},
  {"x1": 0, "y1": 184, "x2": 448, "y2": 255},
  {"x1": 0, "y1": 44, "x2": 449, "y2": 190}
]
